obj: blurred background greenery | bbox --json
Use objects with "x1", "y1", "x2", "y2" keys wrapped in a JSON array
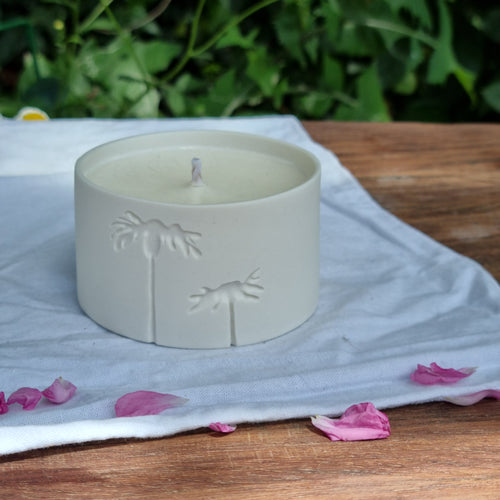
[{"x1": 0, "y1": 0, "x2": 499, "y2": 121}]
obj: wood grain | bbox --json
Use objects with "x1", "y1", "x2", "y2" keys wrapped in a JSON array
[
  {"x1": 1, "y1": 122, "x2": 499, "y2": 499},
  {"x1": 304, "y1": 121, "x2": 500, "y2": 279},
  {"x1": 1, "y1": 401, "x2": 499, "y2": 499}
]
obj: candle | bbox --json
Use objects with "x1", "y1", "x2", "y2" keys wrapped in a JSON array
[{"x1": 75, "y1": 130, "x2": 320, "y2": 348}]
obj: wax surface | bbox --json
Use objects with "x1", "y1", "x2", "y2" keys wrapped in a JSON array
[{"x1": 85, "y1": 148, "x2": 308, "y2": 204}]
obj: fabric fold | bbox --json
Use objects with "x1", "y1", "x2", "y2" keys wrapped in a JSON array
[{"x1": 0, "y1": 116, "x2": 499, "y2": 456}]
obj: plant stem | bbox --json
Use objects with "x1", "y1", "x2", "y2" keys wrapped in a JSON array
[
  {"x1": 362, "y1": 18, "x2": 438, "y2": 49},
  {"x1": 78, "y1": 0, "x2": 116, "y2": 34},
  {"x1": 102, "y1": 2, "x2": 150, "y2": 85},
  {"x1": 162, "y1": 0, "x2": 280, "y2": 83},
  {"x1": 192, "y1": 0, "x2": 281, "y2": 56},
  {"x1": 162, "y1": 0, "x2": 207, "y2": 82},
  {"x1": 72, "y1": 0, "x2": 80, "y2": 37},
  {"x1": 130, "y1": 0, "x2": 172, "y2": 31}
]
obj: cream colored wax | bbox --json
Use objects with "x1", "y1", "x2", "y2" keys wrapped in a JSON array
[{"x1": 85, "y1": 148, "x2": 308, "y2": 205}]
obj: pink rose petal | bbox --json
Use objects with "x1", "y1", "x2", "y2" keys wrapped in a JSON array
[
  {"x1": 42, "y1": 377, "x2": 77, "y2": 404},
  {"x1": 446, "y1": 389, "x2": 500, "y2": 406},
  {"x1": 0, "y1": 392, "x2": 9, "y2": 415},
  {"x1": 410, "y1": 362, "x2": 476, "y2": 385},
  {"x1": 209, "y1": 422, "x2": 237, "y2": 433},
  {"x1": 115, "y1": 390, "x2": 188, "y2": 417},
  {"x1": 7, "y1": 387, "x2": 43, "y2": 410},
  {"x1": 311, "y1": 402, "x2": 391, "y2": 442}
]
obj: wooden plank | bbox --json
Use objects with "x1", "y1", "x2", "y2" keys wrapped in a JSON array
[
  {"x1": 304, "y1": 121, "x2": 500, "y2": 279},
  {"x1": 1, "y1": 401, "x2": 499, "y2": 499}
]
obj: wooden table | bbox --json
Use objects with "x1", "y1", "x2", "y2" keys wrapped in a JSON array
[{"x1": 1, "y1": 122, "x2": 499, "y2": 498}]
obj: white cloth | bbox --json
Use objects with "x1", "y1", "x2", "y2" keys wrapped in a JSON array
[{"x1": 0, "y1": 116, "x2": 499, "y2": 456}]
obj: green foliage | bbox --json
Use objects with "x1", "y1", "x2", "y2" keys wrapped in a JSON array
[{"x1": 0, "y1": 0, "x2": 499, "y2": 121}]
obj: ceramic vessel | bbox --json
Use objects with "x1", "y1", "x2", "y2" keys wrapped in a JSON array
[{"x1": 74, "y1": 130, "x2": 320, "y2": 348}]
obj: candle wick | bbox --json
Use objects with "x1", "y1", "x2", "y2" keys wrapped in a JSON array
[{"x1": 191, "y1": 157, "x2": 204, "y2": 187}]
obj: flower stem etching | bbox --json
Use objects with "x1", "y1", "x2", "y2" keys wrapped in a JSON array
[
  {"x1": 189, "y1": 269, "x2": 263, "y2": 345},
  {"x1": 111, "y1": 211, "x2": 201, "y2": 341}
]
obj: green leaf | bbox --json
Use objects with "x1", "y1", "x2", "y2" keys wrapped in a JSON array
[
  {"x1": 86, "y1": 38, "x2": 156, "y2": 110},
  {"x1": 163, "y1": 86, "x2": 186, "y2": 117},
  {"x1": 80, "y1": 17, "x2": 115, "y2": 33},
  {"x1": 357, "y1": 64, "x2": 391, "y2": 121},
  {"x1": 377, "y1": 35, "x2": 424, "y2": 92},
  {"x1": 454, "y1": 65, "x2": 476, "y2": 103},
  {"x1": 388, "y1": 0, "x2": 432, "y2": 29},
  {"x1": 335, "y1": 64, "x2": 390, "y2": 121},
  {"x1": 65, "y1": 66, "x2": 92, "y2": 100},
  {"x1": 483, "y1": 8, "x2": 500, "y2": 44},
  {"x1": 293, "y1": 0, "x2": 314, "y2": 30},
  {"x1": 245, "y1": 46, "x2": 280, "y2": 96},
  {"x1": 0, "y1": 23, "x2": 29, "y2": 66},
  {"x1": 272, "y1": 78, "x2": 289, "y2": 109},
  {"x1": 174, "y1": 73, "x2": 205, "y2": 93},
  {"x1": 321, "y1": 54, "x2": 344, "y2": 91},
  {"x1": 0, "y1": 97, "x2": 23, "y2": 117},
  {"x1": 215, "y1": 25, "x2": 259, "y2": 49},
  {"x1": 274, "y1": 7, "x2": 306, "y2": 67},
  {"x1": 111, "y1": 58, "x2": 145, "y2": 99},
  {"x1": 193, "y1": 69, "x2": 250, "y2": 117},
  {"x1": 336, "y1": 21, "x2": 382, "y2": 56},
  {"x1": 295, "y1": 91, "x2": 333, "y2": 118},
  {"x1": 393, "y1": 71, "x2": 417, "y2": 95},
  {"x1": 377, "y1": 51, "x2": 407, "y2": 90},
  {"x1": 21, "y1": 77, "x2": 65, "y2": 112},
  {"x1": 128, "y1": 88, "x2": 160, "y2": 118},
  {"x1": 482, "y1": 80, "x2": 500, "y2": 113},
  {"x1": 405, "y1": 38, "x2": 425, "y2": 73},
  {"x1": 339, "y1": 0, "x2": 410, "y2": 50},
  {"x1": 134, "y1": 41, "x2": 182, "y2": 75},
  {"x1": 78, "y1": 40, "x2": 101, "y2": 80},
  {"x1": 87, "y1": 41, "x2": 156, "y2": 116},
  {"x1": 17, "y1": 52, "x2": 53, "y2": 96},
  {"x1": 426, "y1": 0, "x2": 476, "y2": 101},
  {"x1": 426, "y1": 1, "x2": 454, "y2": 85},
  {"x1": 90, "y1": 42, "x2": 127, "y2": 87},
  {"x1": 304, "y1": 36, "x2": 320, "y2": 64},
  {"x1": 204, "y1": 69, "x2": 242, "y2": 116},
  {"x1": 321, "y1": 0, "x2": 342, "y2": 46},
  {"x1": 210, "y1": 68, "x2": 236, "y2": 99},
  {"x1": 85, "y1": 90, "x2": 122, "y2": 118}
]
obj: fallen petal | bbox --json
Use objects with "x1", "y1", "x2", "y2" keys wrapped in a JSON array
[
  {"x1": 311, "y1": 402, "x2": 390, "y2": 442},
  {"x1": 446, "y1": 389, "x2": 500, "y2": 406},
  {"x1": 410, "y1": 362, "x2": 475, "y2": 385},
  {"x1": 0, "y1": 392, "x2": 8, "y2": 415},
  {"x1": 115, "y1": 390, "x2": 188, "y2": 417},
  {"x1": 42, "y1": 377, "x2": 77, "y2": 404},
  {"x1": 209, "y1": 422, "x2": 237, "y2": 433},
  {"x1": 7, "y1": 387, "x2": 42, "y2": 410}
]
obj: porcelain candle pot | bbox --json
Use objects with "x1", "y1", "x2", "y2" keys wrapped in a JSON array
[{"x1": 75, "y1": 130, "x2": 321, "y2": 348}]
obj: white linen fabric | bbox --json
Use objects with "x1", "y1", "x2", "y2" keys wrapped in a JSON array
[{"x1": 0, "y1": 116, "x2": 499, "y2": 456}]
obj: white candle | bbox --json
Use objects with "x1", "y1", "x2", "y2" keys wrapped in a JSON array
[{"x1": 75, "y1": 130, "x2": 320, "y2": 348}]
